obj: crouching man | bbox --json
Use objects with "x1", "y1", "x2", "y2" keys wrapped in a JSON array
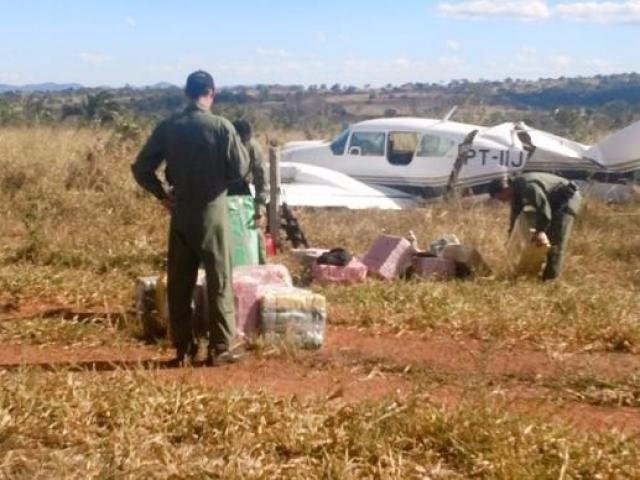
[
  {"x1": 131, "y1": 70, "x2": 249, "y2": 365},
  {"x1": 488, "y1": 172, "x2": 582, "y2": 281}
]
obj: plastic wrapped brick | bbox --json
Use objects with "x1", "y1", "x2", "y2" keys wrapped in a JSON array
[
  {"x1": 507, "y1": 213, "x2": 550, "y2": 277},
  {"x1": 134, "y1": 275, "x2": 167, "y2": 340},
  {"x1": 291, "y1": 248, "x2": 330, "y2": 267},
  {"x1": 233, "y1": 264, "x2": 293, "y2": 287},
  {"x1": 441, "y1": 245, "x2": 492, "y2": 277},
  {"x1": 233, "y1": 264, "x2": 293, "y2": 339},
  {"x1": 228, "y1": 195, "x2": 261, "y2": 268},
  {"x1": 312, "y1": 257, "x2": 367, "y2": 284},
  {"x1": 412, "y1": 255, "x2": 456, "y2": 280},
  {"x1": 362, "y1": 235, "x2": 414, "y2": 280},
  {"x1": 260, "y1": 286, "x2": 326, "y2": 349},
  {"x1": 191, "y1": 270, "x2": 209, "y2": 338}
]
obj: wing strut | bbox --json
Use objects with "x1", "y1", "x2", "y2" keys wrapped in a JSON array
[{"x1": 445, "y1": 129, "x2": 478, "y2": 198}]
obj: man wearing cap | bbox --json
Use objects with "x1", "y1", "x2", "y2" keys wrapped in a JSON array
[
  {"x1": 132, "y1": 70, "x2": 249, "y2": 365},
  {"x1": 488, "y1": 172, "x2": 582, "y2": 280},
  {"x1": 230, "y1": 119, "x2": 269, "y2": 218}
]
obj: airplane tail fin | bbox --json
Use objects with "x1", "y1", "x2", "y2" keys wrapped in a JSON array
[{"x1": 586, "y1": 120, "x2": 640, "y2": 172}]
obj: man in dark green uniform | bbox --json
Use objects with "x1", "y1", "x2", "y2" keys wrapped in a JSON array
[
  {"x1": 229, "y1": 119, "x2": 269, "y2": 219},
  {"x1": 488, "y1": 172, "x2": 582, "y2": 280},
  {"x1": 132, "y1": 70, "x2": 248, "y2": 365}
]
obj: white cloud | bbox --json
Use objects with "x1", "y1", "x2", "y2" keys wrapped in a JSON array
[
  {"x1": 256, "y1": 48, "x2": 291, "y2": 58},
  {"x1": 555, "y1": 1, "x2": 640, "y2": 24},
  {"x1": 438, "y1": 0, "x2": 640, "y2": 24},
  {"x1": 446, "y1": 39, "x2": 461, "y2": 51},
  {"x1": 125, "y1": 16, "x2": 137, "y2": 27},
  {"x1": 548, "y1": 54, "x2": 573, "y2": 68},
  {"x1": 79, "y1": 52, "x2": 114, "y2": 66},
  {"x1": 437, "y1": 1, "x2": 551, "y2": 21}
]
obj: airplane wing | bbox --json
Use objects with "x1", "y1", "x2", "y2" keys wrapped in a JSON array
[{"x1": 279, "y1": 162, "x2": 421, "y2": 210}]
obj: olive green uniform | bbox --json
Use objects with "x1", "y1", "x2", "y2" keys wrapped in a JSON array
[
  {"x1": 509, "y1": 172, "x2": 582, "y2": 280},
  {"x1": 228, "y1": 138, "x2": 269, "y2": 263},
  {"x1": 228, "y1": 138, "x2": 269, "y2": 208},
  {"x1": 132, "y1": 103, "x2": 249, "y2": 355}
]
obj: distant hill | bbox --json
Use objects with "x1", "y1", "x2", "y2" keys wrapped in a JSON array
[{"x1": 0, "y1": 82, "x2": 84, "y2": 93}]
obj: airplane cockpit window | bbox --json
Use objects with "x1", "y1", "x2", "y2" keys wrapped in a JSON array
[
  {"x1": 348, "y1": 131, "x2": 386, "y2": 156},
  {"x1": 330, "y1": 129, "x2": 350, "y2": 155},
  {"x1": 417, "y1": 134, "x2": 455, "y2": 157},
  {"x1": 388, "y1": 132, "x2": 418, "y2": 166}
]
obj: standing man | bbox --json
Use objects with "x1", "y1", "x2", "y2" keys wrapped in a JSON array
[
  {"x1": 488, "y1": 172, "x2": 582, "y2": 281},
  {"x1": 132, "y1": 70, "x2": 248, "y2": 365},
  {"x1": 229, "y1": 119, "x2": 269, "y2": 224}
]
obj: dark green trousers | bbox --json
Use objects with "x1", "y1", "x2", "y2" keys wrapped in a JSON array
[
  {"x1": 542, "y1": 193, "x2": 582, "y2": 281},
  {"x1": 167, "y1": 198, "x2": 235, "y2": 355}
]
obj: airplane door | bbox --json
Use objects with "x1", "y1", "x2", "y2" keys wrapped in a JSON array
[{"x1": 343, "y1": 130, "x2": 389, "y2": 180}]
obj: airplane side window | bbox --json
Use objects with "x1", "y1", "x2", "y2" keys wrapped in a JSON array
[
  {"x1": 330, "y1": 129, "x2": 350, "y2": 155},
  {"x1": 417, "y1": 135, "x2": 455, "y2": 157},
  {"x1": 387, "y1": 132, "x2": 418, "y2": 166},
  {"x1": 348, "y1": 132, "x2": 386, "y2": 156}
]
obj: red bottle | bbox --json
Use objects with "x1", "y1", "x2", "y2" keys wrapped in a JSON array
[{"x1": 264, "y1": 233, "x2": 276, "y2": 257}]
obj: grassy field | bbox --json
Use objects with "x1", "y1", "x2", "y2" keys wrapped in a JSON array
[{"x1": 1, "y1": 126, "x2": 640, "y2": 478}]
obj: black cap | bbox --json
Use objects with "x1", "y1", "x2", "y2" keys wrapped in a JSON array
[
  {"x1": 487, "y1": 177, "x2": 509, "y2": 198},
  {"x1": 185, "y1": 70, "x2": 215, "y2": 99}
]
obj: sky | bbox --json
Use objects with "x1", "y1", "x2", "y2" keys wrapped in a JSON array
[{"x1": 1, "y1": 0, "x2": 639, "y2": 87}]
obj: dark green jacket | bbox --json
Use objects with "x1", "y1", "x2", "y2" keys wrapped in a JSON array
[
  {"x1": 132, "y1": 103, "x2": 249, "y2": 208},
  {"x1": 510, "y1": 172, "x2": 581, "y2": 232},
  {"x1": 228, "y1": 138, "x2": 269, "y2": 206}
]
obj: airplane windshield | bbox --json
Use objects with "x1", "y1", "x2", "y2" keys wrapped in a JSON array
[{"x1": 330, "y1": 129, "x2": 349, "y2": 155}]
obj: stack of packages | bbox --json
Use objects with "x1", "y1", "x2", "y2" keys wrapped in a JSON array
[
  {"x1": 260, "y1": 286, "x2": 326, "y2": 349},
  {"x1": 415, "y1": 233, "x2": 492, "y2": 279},
  {"x1": 135, "y1": 271, "x2": 207, "y2": 340},
  {"x1": 232, "y1": 264, "x2": 293, "y2": 339},
  {"x1": 234, "y1": 264, "x2": 327, "y2": 348},
  {"x1": 135, "y1": 264, "x2": 327, "y2": 349}
]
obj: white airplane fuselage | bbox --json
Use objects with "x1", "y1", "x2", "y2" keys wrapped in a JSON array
[{"x1": 281, "y1": 117, "x2": 639, "y2": 197}]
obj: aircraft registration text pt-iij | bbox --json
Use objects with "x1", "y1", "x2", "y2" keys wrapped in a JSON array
[{"x1": 280, "y1": 109, "x2": 640, "y2": 201}]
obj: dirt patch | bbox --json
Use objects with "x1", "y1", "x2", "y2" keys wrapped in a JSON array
[{"x1": 1, "y1": 320, "x2": 640, "y2": 434}]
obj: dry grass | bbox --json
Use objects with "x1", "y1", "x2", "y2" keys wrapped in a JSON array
[
  {"x1": 1, "y1": 126, "x2": 640, "y2": 477},
  {"x1": 1, "y1": 126, "x2": 638, "y2": 349},
  {"x1": 0, "y1": 369, "x2": 638, "y2": 479}
]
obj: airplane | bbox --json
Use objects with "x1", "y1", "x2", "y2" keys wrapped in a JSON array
[{"x1": 280, "y1": 109, "x2": 640, "y2": 201}]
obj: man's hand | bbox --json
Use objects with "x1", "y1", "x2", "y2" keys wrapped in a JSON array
[
  {"x1": 254, "y1": 204, "x2": 267, "y2": 229},
  {"x1": 533, "y1": 231, "x2": 550, "y2": 247},
  {"x1": 160, "y1": 193, "x2": 176, "y2": 213}
]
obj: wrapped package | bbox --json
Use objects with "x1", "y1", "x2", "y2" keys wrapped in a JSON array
[
  {"x1": 412, "y1": 255, "x2": 457, "y2": 280},
  {"x1": 441, "y1": 245, "x2": 492, "y2": 278},
  {"x1": 312, "y1": 257, "x2": 367, "y2": 284},
  {"x1": 260, "y1": 286, "x2": 326, "y2": 349},
  {"x1": 428, "y1": 234, "x2": 461, "y2": 256},
  {"x1": 134, "y1": 275, "x2": 167, "y2": 339},
  {"x1": 227, "y1": 195, "x2": 261, "y2": 268},
  {"x1": 191, "y1": 270, "x2": 209, "y2": 338},
  {"x1": 291, "y1": 248, "x2": 330, "y2": 267},
  {"x1": 362, "y1": 235, "x2": 415, "y2": 280},
  {"x1": 234, "y1": 264, "x2": 293, "y2": 286},
  {"x1": 507, "y1": 213, "x2": 551, "y2": 276},
  {"x1": 233, "y1": 264, "x2": 293, "y2": 339}
]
